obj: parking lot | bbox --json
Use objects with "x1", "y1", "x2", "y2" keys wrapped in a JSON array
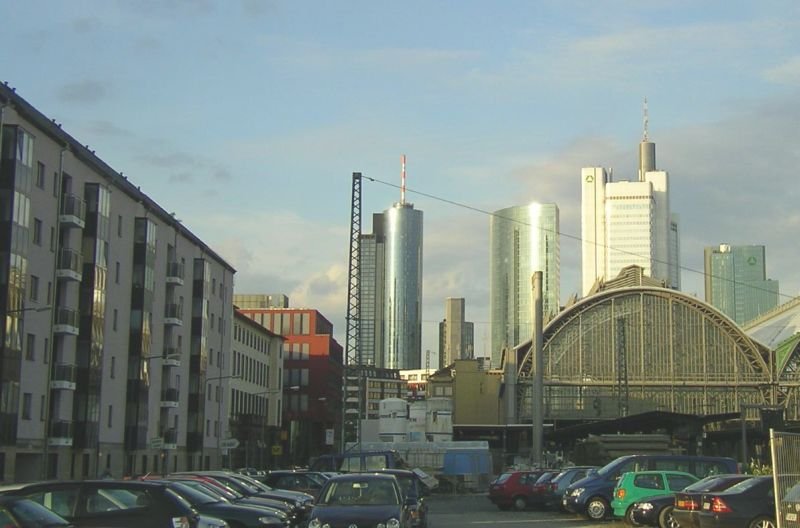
[{"x1": 428, "y1": 493, "x2": 626, "y2": 528}]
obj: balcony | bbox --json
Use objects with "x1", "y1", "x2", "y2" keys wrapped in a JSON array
[
  {"x1": 55, "y1": 248, "x2": 82, "y2": 282},
  {"x1": 164, "y1": 303, "x2": 183, "y2": 326},
  {"x1": 59, "y1": 193, "x2": 86, "y2": 229},
  {"x1": 161, "y1": 387, "x2": 180, "y2": 408},
  {"x1": 163, "y1": 428, "x2": 178, "y2": 450},
  {"x1": 162, "y1": 347, "x2": 181, "y2": 367},
  {"x1": 166, "y1": 261, "x2": 185, "y2": 286},
  {"x1": 50, "y1": 363, "x2": 77, "y2": 390},
  {"x1": 53, "y1": 307, "x2": 79, "y2": 335},
  {"x1": 48, "y1": 420, "x2": 73, "y2": 447}
]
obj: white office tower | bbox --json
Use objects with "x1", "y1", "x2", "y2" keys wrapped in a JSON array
[{"x1": 581, "y1": 107, "x2": 680, "y2": 295}]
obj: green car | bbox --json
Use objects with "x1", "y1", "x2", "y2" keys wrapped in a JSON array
[{"x1": 611, "y1": 470, "x2": 698, "y2": 523}]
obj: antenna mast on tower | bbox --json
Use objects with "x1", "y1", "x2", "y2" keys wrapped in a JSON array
[
  {"x1": 643, "y1": 97, "x2": 649, "y2": 142},
  {"x1": 400, "y1": 154, "x2": 407, "y2": 205}
]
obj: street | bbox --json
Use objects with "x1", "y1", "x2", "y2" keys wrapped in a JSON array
[{"x1": 427, "y1": 493, "x2": 627, "y2": 528}]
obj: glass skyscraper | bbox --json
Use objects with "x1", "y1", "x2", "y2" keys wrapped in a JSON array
[
  {"x1": 489, "y1": 202, "x2": 560, "y2": 367},
  {"x1": 704, "y1": 244, "x2": 779, "y2": 325}
]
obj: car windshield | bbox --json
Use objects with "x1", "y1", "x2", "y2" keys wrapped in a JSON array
[
  {"x1": 392, "y1": 475, "x2": 415, "y2": 497},
  {"x1": 535, "y1": 472, "x2": 556, "y2": 484},
  {"x1": 8, "y1": 498, "x2": 71, "y2": 525},
  {"x1": 725, "y1": 477, "x2": 768, "y2": 493},
  {"x1": 168, "y1": 482, "x2": 220, "y2": 506},
  {"x1": 306, "y1": 473, "x2": 328, "y2": 486},
  {"x1": 231, "y1": 475, "x2": 270, "y2": 493},
  {"x1": 596, "y1": 458, "x2": 627, "y2": 477},
  {"x1": 683, "y1": 475, "x2": 746, "y2": 492},
  {"x1": 192, "y1": 483, "x2": 234, "y2": 502},
  {"x1": 494, "y1": 473, "x2": 513, "y2": 484},
  {"x1": 321, "y1": 480, "x2": 398, "y2": 506}
]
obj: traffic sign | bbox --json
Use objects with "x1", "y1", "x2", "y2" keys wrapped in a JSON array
[
  {"x1": 149, "y1": 437, "x2": 164, "y2": 449},
  {"x1": 220, "y1": 438, "x2": 240, "y2": 449},
  {"x1": 271, "y1": 445, "x2": 283, "y2": 456}
]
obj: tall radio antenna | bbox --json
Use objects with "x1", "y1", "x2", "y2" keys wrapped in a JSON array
[
  {"x1": 643, "y1": 97, "x2": 649, "y2": 142},
  {"x1": 400, "y1": 154, "x2": 407, "y2": 205}
]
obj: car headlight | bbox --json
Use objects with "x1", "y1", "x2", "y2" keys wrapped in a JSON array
[
  {"x1": 378, "y1": 519, "x2": 400, "y2": 528},
  {"x1": 571, "y1": 488, "x2": 585, "y2": 497},
  {"x1": 638, "y1": 502, "x2": 654, "y2": 511}
]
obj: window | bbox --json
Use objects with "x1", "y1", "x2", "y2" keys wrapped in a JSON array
[
  {"x1": 29, "y1": 275, "x2": 39, "y2": 301},
  {"x1": 212, "y1": 278, "x2": 216, "y2": 295},
  {"x1": 113, "y1": 309, "x2": 118, "y2": 331},
  {"x1": 47, "y1": 282, "x2": 52, "y2": 304},
  {"x1": 36, "y1": 162, "x2": 45, "y2": 188},
  {"x1": 107, "y1": 405, "x2": 113, "y2": 427},
  {"x1": 40, "y1": 395, "x2": 45, "y2": 421},
  {"x1": 53, "y1": 172, "x2": 59, "y2": 197},
  {"x1": 32, "y1": 218, "x2": 42, "y2": 245},
  {"x1": 117, "y1": 215, "x2": 122, "y2": 237},
  {"x1": 49, "y1": 227, "x2": 55, "y2": 251},
  {"x1": 25, "y1": 333, "x2": 35, "y2": 361},
  {"x1": 22, "y1": 393, "x2": 32, "y2": 420},
  {"x1": 634, "y1": 474, "x2": 664, "y2": 490},
  {"x1": 44, "y1": 338, "x2": 49, "y2": 363},
  {"x1": 110, "y1": 356, "x2": 115, "y2": 379},
  {"x1": 115, "y1": 262, "x2": 120, "y2": 284}
]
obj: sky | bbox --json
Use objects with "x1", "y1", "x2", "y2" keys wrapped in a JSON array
[{"x1": 3, "y1": 1, "x2": 800, "y2": 362}]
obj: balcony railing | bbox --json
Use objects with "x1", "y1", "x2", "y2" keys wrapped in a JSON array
[
  {"x1": 59, "y1": 193, "x2": 86, "y2": 228},
  {"x1": 53, "y1": 307, "x2": 79, "y2": 335},
  {"x1": 50, "y1": 363, "x2": 77, "y2": 390},
  {"x1": 162, "y1": 347, "x2": 181, "y2": 367},
  {"x1": 166, "y1": 261, "x2": 185, "y2": 285},
  {"x1": 55, "y1": 248, "x2": 82, "y2": 281},
  {"x1": 164, "y1": 303, "x2": 183, "y2": 326},
  {"x1": 161, "y1": 387, "x2": 180, "y2": 408},
  {"x1": 48, "y1": 420, "x2": 73, "y2": 446}
]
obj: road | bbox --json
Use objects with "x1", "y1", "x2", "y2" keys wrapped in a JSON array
[{"x1": 427, "y1": 493, "x2": 627, "y2": 528}]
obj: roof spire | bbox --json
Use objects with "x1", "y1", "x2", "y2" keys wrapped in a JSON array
[
  {"x1": 643, "y1": 96, "x2": 649, "y2": 142},
  {"x1": 400, "y1": 154, "x2": 406, "y2": 205}
]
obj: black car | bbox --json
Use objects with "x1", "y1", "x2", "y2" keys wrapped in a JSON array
[
  {"x1": 1, "y1": 480, "x2": 223, "y2": 528},
  {"x1": 158, "y1": 480, "x2": 289, "y2": 528},
  {"x1": 309, "y1": 473, "x2": 412, "y2": 528},
  {"x1": 629, "y1": 493, "x2": 677, "y2": 528},
  {"x1": 167, "y1": 477, "x2": 297, "y2": 523},
  {"x1": 695, "y1": 475, "x2": 775, "y2": 528},
  {"x1": 672, "y1": 474, "x2": 753, "y2": 528},
  {"x1": 0, "y1": 495, "x2": 74, "y2": 528},
  {"x1": 373, "y1": 470, "x2": 429, "y2": 528}
]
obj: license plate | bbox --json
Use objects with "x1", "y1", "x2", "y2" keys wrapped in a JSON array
[
  {"x1": 702, "y1": 502, "x2": 710, "y2": 510},
  {"x1": 788, "y1": 513, "x2": 798, "y2": 521}
]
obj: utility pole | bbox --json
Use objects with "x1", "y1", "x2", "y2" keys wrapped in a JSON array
[{"x1": 531, "y1": 272, "x2": 544, "y2": 467}]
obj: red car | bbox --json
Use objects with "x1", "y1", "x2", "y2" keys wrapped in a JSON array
[{"x1": 487, "y1": 470, "x2": 545, "y2": 511}]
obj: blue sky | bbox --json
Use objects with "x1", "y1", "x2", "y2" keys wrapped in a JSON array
[{"x1": 3, "y1": 1, "x2": 800, "y2": 359}]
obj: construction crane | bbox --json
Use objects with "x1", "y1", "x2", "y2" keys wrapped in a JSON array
[{"x1": 342, "y1": 172, "x2": 362, "y2": 450}]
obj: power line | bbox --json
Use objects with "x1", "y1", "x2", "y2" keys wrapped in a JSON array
[{"x1": 362, "y1": 175, "x2": 796, "y2": 304}]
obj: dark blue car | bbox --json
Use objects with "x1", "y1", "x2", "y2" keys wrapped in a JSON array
[{"x1": 309, "y1": 473, "x2": 411, "y2": 528}]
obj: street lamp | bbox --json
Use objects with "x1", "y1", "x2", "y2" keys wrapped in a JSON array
[{"x1": 207, "y1": 374, "x2": 242, "y2": 469}]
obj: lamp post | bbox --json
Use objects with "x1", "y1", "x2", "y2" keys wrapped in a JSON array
[{"x1": 207, "y1": 374, "x2": 241, "y2": 469}]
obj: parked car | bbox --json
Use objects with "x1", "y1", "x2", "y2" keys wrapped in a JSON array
[
  {"x1": 372, "y1": 469, "x2": 429, "y2": 528},
  {"x1": 672, "y1": 474, "x2": 753, "y2": 528},
  {"x1": 563, "y1": 454, "x2": 738, "y2": 520},
  {"x1": 156, "y1": 480, "x2": 289, "y2": 528},
  {"x1": 695, "y1": 475, "x2": 775, "y2": 528},
  {"x1": 262, "y1": 470, "x2": 328, "y2": 498},
  {"x1": 487, "y1": 470, "x2": 546, "y2": 511},
  {"x1": 0, "y1": 479, "x2": 228, "y2": 528},
  {"x1": 165, "y1": 477, "x2": 297, "y2": 524},
  {"x1": 173, "y1": 471, "x2": 314, "y2": 524},
  {"x1": 780, "y1": 481, "x2": 800, "y2": 527},
  {"x1": 629, "y1": 493, "x2": 679, "y2": 528},
  {"x1": 611, "y1": 470, "x2": 698, "y2": 523},
  {"x1": 0, "y1": 495, "x2": 74, "y2": 527},
  {"x1": 237, "y1": 468, "x2": 267, "y2": 479},
  {"x1": 308, "y1": 473, "x2": 411, "y2": 528},
  {"x1": 528, "y1": 471, "x2": 561, "y2": 509},
  {"x1": 543, "y1": 466, "x2": 598, "y2": 510}
]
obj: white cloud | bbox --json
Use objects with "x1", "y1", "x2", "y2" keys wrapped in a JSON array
[{"x1": 763, "y1": 56, "x2": 800, "y2": 85}]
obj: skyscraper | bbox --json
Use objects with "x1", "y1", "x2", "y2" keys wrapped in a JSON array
[
  {"x1": 704, "y1": 244, "x2": 779, "y2": 325},
  {"x1": 438, "y1": 297, "x2": 475, "y2": 368},
  {"x1": 489, "y1": 202, "x2": 560, "y2": 367},
  {"x1": 581, "y1": 110, "x2": 680, "y2": 295},
  {"x1": 359, "y1": 159, "x2": 423, "y2": 370}
]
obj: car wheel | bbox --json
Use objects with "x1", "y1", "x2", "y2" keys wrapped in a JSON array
[
  {"x1": 586, "y1": 496, "x2": 609, "y2": 520},
  {"x1": 748, "y1": 516, "x2": 776, "y2": 528},
  {"x1": 513, "y1": 496, "x2": 528, "y2": 511},
  {"x1": 625, "y1": 505, "x2": 640, "y2": 526},
  {"x1": 659, "y1": 505, "x2": 679, "y2": 528}
]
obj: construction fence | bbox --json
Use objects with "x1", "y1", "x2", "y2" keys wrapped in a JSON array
[{"x1": 769, "y1": 430, "x2": 800, "y2": 528}]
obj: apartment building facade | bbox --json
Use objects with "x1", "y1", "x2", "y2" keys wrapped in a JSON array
[{"x1": 0, "y1": 84, "x2": 235, "y2": 482}]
